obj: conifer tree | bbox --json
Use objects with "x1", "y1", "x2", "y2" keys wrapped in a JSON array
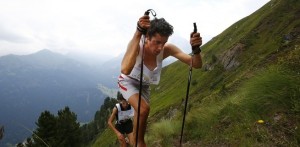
[
  {"x1": 31, "y1": 107, "x2": 82, "y2": 147},
  {"x1": 32, "y1": 110, "x2": 56, "y2": 147},
  {"x1": 56, "y1": 106, "x2": 81, "y2": 147}
]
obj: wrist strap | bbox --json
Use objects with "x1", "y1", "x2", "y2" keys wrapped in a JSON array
[
  {"x1": 137, "y1": 21, "x2": 147, "y2": 34},
  {"x1": 192, "y1": 47, "x2": 201, "y2": 54}
]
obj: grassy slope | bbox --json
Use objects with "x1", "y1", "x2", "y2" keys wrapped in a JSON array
[
  {"x1": 92, "y1": 0, "x2": 300, "y2": 146},
  {"x1": 91, "y1": 128, "x2": 116, "y2": 147}
]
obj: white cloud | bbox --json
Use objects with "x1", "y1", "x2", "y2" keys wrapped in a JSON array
[{"x1": 0, "y1": 0, "x2": 270, "y2": 57}]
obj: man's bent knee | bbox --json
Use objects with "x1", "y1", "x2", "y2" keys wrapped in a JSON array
[{"x1": 139, "y1": 104, "x2": 150, "y2": 117}]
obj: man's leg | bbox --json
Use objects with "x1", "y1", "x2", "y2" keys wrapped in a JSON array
[
  {"x1": 118, "y1": 135, "x2": 127, "y2": 147},
  {"x1": 127, "y1": 132, "x2": 134, "y2": 146},
  {"x1": 128, "y1": 93, "x2": 150, "y2": 147},
  {"x1": 115, "y1": 125, "x2": 127, "y2": 147}
]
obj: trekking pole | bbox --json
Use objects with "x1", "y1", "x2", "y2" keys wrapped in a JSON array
[
  {"x1": 180, "y1": 22, "x2": 198, "y2": 146},
  {"x1": 136, "y1": 9, "x2": 156, "y2": 147}
]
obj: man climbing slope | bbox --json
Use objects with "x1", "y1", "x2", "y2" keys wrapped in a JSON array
[
  {"x1": 118, "y1": 10, "x2": 202, "y2": 146},
  {"x1": 108, "y1": 92, "x2": 134, "y2": 146}
]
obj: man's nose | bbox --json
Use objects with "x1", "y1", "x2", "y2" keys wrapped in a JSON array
[{"x1": 158, "y1": 45, "x2": 164, "y2": 51}]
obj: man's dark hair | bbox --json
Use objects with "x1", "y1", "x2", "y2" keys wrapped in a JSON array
[
  {"x1": 117, "y1": 91, "x2": 125, "y2": 101},
  {"x1": 147, "y1": 18, "x2": 174, "y2": 38}
]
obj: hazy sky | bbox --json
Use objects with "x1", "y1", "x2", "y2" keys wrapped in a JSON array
[{"x1": 0, "y1": 0, "x2": 270, "y2": 57}]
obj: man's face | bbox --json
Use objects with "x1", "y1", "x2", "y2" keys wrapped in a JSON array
[
  {"x1": 147, "y1": 33, "x2": 168, "y2": 56},
  {"x1": 120, "y1": 100, "x2": 128, "y2": 108}
]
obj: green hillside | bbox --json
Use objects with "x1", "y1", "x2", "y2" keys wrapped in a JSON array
[{"x1": 92, "y1": 0, "x2": 300, "y2": 146}]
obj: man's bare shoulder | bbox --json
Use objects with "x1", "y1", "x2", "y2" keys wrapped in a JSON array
[{"x1": 164, "y1": 43, "x2": 182, "y2": 55}]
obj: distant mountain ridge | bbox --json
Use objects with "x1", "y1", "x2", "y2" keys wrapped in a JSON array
[{"x1": 0, "y1": 49, "x2": 105, "y2": 145}]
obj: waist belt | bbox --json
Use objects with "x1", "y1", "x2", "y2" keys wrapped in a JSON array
[{"x1": 117, "y1": 119, "x2": 132, "y2": 124}]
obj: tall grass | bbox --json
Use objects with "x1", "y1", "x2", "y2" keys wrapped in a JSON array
[
  {"x1": 146, "y1": 119, "x2": 180, "y2": 147},
  {"x1": 240, "y1": 67, "x2": 298, "y2": 115},
  {"x1": 239, "y1": 66, "x2": 299, "y2": 145},
  {"x1": 182, "y1": 64, "x2": 300, "y2": 146},
  {"x1": 146, "y1": 52, "x2": 300, "y2": 146}
]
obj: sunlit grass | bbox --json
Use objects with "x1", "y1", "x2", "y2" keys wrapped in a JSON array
[
  {"x1": 182, "y1": 64, "x2": 300, "y2": 146},
  {"x1": 146, "y1": 119, "x2": 180, "y2": 147}
]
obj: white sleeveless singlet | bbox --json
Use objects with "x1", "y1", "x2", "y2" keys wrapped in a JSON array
[
  {"x1": 115, "y1": 103, "x2": 134, "y2": 123},
  {"x1": 128, "y1": 36, "x2": 163, "y2": 85}
]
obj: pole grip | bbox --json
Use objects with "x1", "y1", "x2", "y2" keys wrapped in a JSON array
[
  {"x1": 193, "y1": 22, "x2": 197, "y2": 33},
  {"x1": 144, "y1": 9, "x2": 152, "y2": 15},
  {"x1": 192, "y1": 22, "x2": 201, "y2": 53}
]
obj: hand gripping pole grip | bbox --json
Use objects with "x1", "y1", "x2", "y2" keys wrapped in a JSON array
[{"x1": 192, "y1": 22, "x2": 201, "y2": 54}]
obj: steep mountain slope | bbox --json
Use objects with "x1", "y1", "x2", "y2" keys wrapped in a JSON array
[
  {"x1": 93, "y1": 0, "x2": 300, "y2": 146},
  {"x1": 0, "y1": 49, "x2": 105, "y2": 145}
]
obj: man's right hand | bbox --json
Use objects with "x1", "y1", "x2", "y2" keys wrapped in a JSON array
[
  {"x1": 137, "y1": 15, "x2": 150, "y2": 34},
  {"x1": 190, "y1": 32, "x2": 202, "y2": 54},
  {"x1": 117, "y1": 132, "x2": 126, "y2": 142}
]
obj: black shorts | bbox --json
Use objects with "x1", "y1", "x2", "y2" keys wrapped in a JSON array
[{"x1": 115, "y1": 119, "x2": 133, "y2": 134}]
